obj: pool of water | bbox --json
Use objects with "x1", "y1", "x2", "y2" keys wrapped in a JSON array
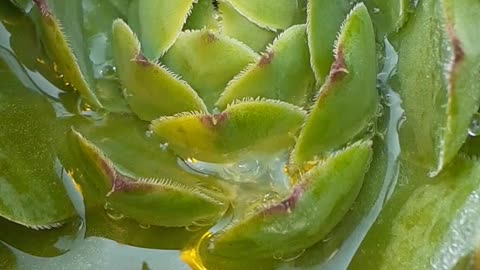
[{"x1": 0, "y1": 2, "x2": 456, "y2": 269}]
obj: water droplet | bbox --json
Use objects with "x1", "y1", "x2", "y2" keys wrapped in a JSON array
[
  {"x1": 145, "y1": 130, "x2": 154, "y2": 138},
  {"x1": 192, "y1": 217, "x2": 216, "y2": 227},
  {"x1": 52, "y1": 62, "x2": 59, "y2": 73},
  {"x1": 212, "y1": 107, "x2": 221, "y2": 114},
  {"x1": 373, "y1": 7, "x2": 380, "y2": 13},
  {"x1": 185, "y1": 224, "x2": 202, "y2": 232},
  {"x1": 376, "y1": 104, "x2": 385, "y2": 117},
  {"x1": 159, "y1": 142, "x2": 169, "y2": 151},
  {"x1": 263, "y1": 191, "x2": 280, "y2": 202},
  {"x1": 100, "y1": 64, "x2": 117, "y2": 78},
  {"x1": 56, "y1": 73, "x2": 64, "y2": 79},
  {"x1": 104, "y1": 203, "x2": 125, "y2": 220},
  {"x1": 36, "y1": 58, "x2": 46, "y2": 65},
  {"x1": 280, "y1": 249, "x2": 306, "y2": 262},
  {"x1": 139, "y1": 223, "x2": 151, "y2": 229},
  {"x1": 322, "y1": 235, "x2": 332, "y2": 243},
  {"x1": 468, "y1": 113, "x2": 480, "y2": 136}
]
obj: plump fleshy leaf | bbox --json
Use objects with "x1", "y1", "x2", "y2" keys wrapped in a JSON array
[
  {"x1": 390, "y1": 0, "x2": 480, "y2": 175},
  {"x1": 106, "y1": 177, "x2": 228, "y2": 227},
  {"x1": 436, "y1": 0, "x2": 480, "y2": 174},
  {"x1": 30, "y1": 0, "x2": 102, "y2": 108},
  {"x1": 70, "y1": 114, "x2": 231, "y2": 227},
  {"x1": 184, "y1": 0, "x2": 219, "y2": 30},
  {"x1": 151, "y1": 99, "x2": 306, "y2": 163},
  {"x1": 225, "y1": 0, "x2": 298, "y2": 30},
  {"x1": 350, "y1": 155, "x2": 480, "y2": 269},
  {"x1": 0, "y1": 54, "x2": 75, "y2": 228},
  {"x1": 209, "y1": 141, "x2": 372, "y2": 258},
  {"x1": 218, "y1": 1, "x2": 277, "y2": 52},
  {"x1": 362, "y1": 0, "x2": 410, "y2": 40},
  {"x1": 292, "y1": 4, "x2": 378, "y2": 166},
  {"x1": 216, "y1": 24, "x2": 315, "y2": 109},
  {"x1": 161, "y1": 29, "x2": 258, "y2": 109},
  {"x1": 138, "y1": 0, "x2": 195, "y2": 60},
  {"x1": 307, "y1": 0, "x2": 352, "y2": 82},
  {"x1": 112, "y1": 19, "x2": 207, "y2": 121}
]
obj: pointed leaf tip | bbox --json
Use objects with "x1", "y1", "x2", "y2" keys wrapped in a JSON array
[
  {"x1": 112, "y1": 19, "x2": 207, "y2": 121},
  {"x1": 216, "y1": 24, "x2": 315, "y2": 109},
  {"x1": 209, "y1": 141, "x2": 373, "y2": 258},
  {"x1": 151, "y1": 99, "x2": 306, "y2": 163},
  {"x1": 292, "y1": 4, "x2": 378, "y2": 166},
  {"x1": 138, "y1": 0, "x2": 195, "y2": 60}
]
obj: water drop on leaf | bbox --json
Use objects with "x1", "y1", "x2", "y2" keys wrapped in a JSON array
[{"x1": 468, "y1": 113, "x2": 480, "y2": 137}]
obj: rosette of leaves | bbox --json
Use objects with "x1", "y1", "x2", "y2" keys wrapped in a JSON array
[{"x1": 1, "y1": 0, "x2": 480, "y2": 268}]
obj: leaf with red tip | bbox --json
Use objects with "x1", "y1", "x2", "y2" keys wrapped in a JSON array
[
  {"x1": 218, "y1": 1, "x2": 276, "y2": 52},
  {"x1": 31, "y1": 0, "x2": 102, "y2": 108},
  {"x1": 209, "y1": 141, "x2": 373, "y2": 258},
  {"x1": 112, "y1": 19, "x2": 207, "y2": 121},
  {"x1": 151, "y1": 99, "x2": 306, "y2": 163},
  {"x1": 161, "y1": 29, "x2": 258, "y2": 109},
  {"x1": 216, "y1": 24, "x2": 315, "y2": 109},
  {"x1": 292, "y1": 4, "x2": 379, "y2": 166},
  {"x1": 70, "y1": 114, "x2": 231, "y2": 227}
]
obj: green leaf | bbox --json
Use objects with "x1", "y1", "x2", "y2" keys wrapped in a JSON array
[
  {"x1": 390, "y1": 0, "x2": 480, "y2": 175},
  {"x1": 126, "y1": 0, "x2": 140, "y2": 34},
  {"x1": 161, "y1": 29, "x2": 258, "y2": 109},
  {"x1": 307, "y1": 0, "x2": 353, "y2": 82},
  {"x1": 82, "y1": 0, "x2": 130, "y2": 113},
  {"x1": 107, "y1": 0, "x2": 130, "y2": 16},
  {"x1": 0, "y1": 217, "x2": 80, "y2": 257},
  {"x1": 138, "y1": 0, "x2": 195, "y2": 60},
  {"x1": 362, "y1": 0, "x2": 410, "y2": 40},
  {"x1": 106, "y1": 177, "x2": 228, "y2": 227},
  {"x1": 0, "y1": 52, "x2": 76, "y2": 228},
  {"x1": 151, "y1": 99, "x2": 306, "y2": 163},
  {"x1": 349, "y1": 155, "x2": 480, "y2": 269},
  {"x1": 292, "y1": 4, "x2": 379, "y2": 166},
  {"x1": 70, "y1": 114, "x2": 231, "y2": 227},
  {"x1": 209, "y1": 141, "x2": 372, "y2": 259},
  {"x1": 30, "y1": 0, "x2": 101, "y2": 108},
  {"x1": 112, "y1": 19, "x2": 207, "y2": 121},
  {"x1": 184, "y1": 0, "x2": 219, "y2": 30},
  {"x1": 218, "y1": 1, "x2": 277, "y2": 52},
  {"x1": 216, "y1": 24, "x2": 315, "y2": 109},
  {"x1": 225, "y1": 0, "x2": 299, "y2": 30},
  {"x1": 437, "y1": 0, "x2": 480, "y2": 174}
]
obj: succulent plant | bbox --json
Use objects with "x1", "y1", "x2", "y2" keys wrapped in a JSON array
[{"x1": 1, "y1": 0, "x2": 480, "y2": 269}]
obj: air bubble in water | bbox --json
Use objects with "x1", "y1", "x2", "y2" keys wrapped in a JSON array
[
  {"x1": 139, "y1": 223, "x2": 151, "y2": 229},
  {"x1": 145, "y1": 130, "x2": 154, "y2": 138},
  {"x1": 186, "y1": 224, "x2": 203, "y2": 232},
  {"x1": 192, "y1": 217, "x2": 216, "y2": 227},
  {"x1": 104, "y1": 202, "x2": 125, "y2": 220},
  {"x1": 159, "y1": 142, "x2": 169, "y2": 151},
  {"x1": 468, "y1": 113, "x2": 480, "y2": 136},
  {"x1": 100, "y1": 64, "x2": 117, "y2": 78},
  {"x1": 273, "y1": 249, "x2": 306, "y2": 262}
]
